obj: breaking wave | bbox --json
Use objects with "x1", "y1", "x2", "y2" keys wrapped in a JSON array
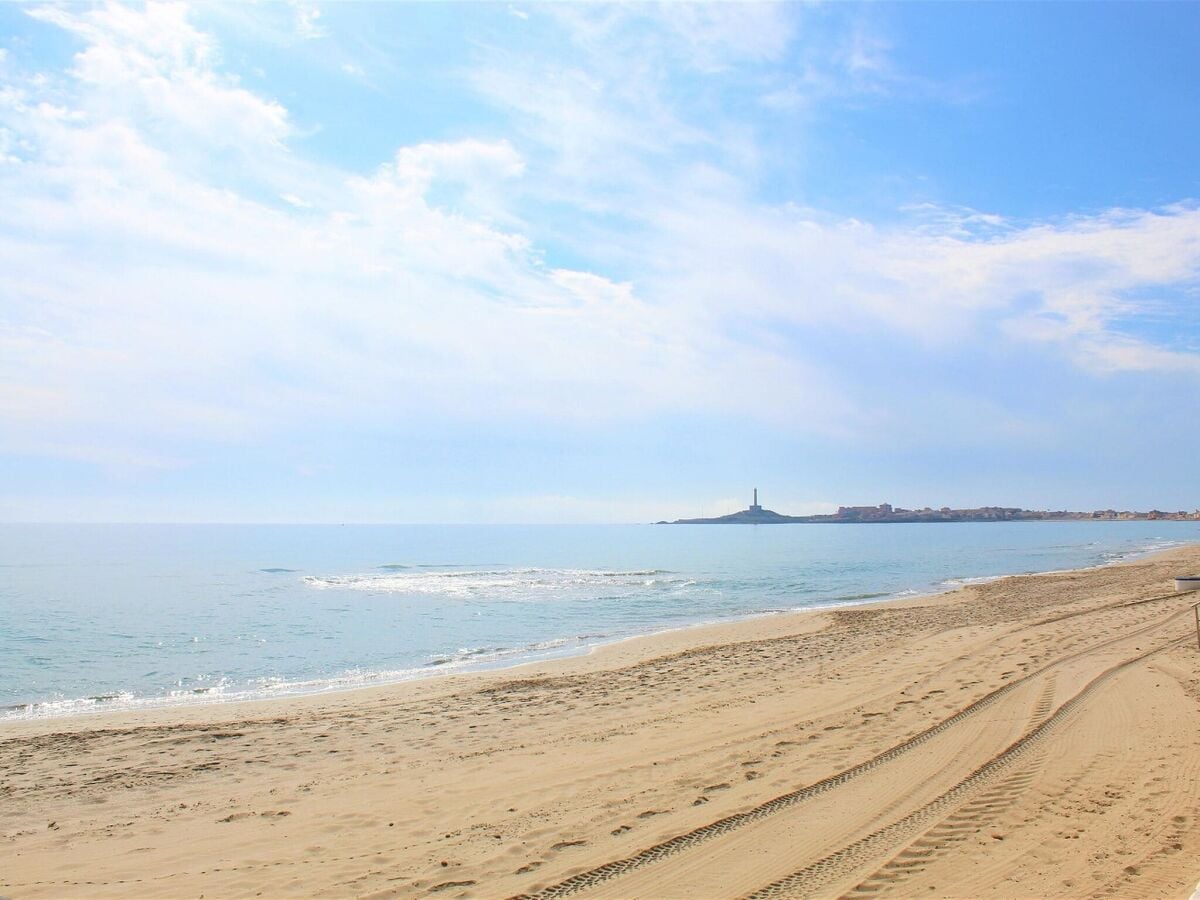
[{"x1": 303, "y1": 567, "x2": 701, "y2": 601}]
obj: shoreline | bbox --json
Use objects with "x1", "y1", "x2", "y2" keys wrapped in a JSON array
[
  {"x1": 4, "y1": 543, "x2": 1200, "y2": 897},
  {"x1": 5, "y1": 540, "x2": 1197, "y2": 735},
  {"x1": 5, "y1": 537, "x2": 1196, "y2": 728}
]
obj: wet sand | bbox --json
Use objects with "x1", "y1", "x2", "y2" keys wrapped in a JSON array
[{"x1": 4, "y1": 545, "x2": 1200, "y2": 898}]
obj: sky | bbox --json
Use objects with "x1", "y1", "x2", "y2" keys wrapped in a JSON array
[{"x1": 0, "y1": 1, "x2": 1198, "y2": 523}]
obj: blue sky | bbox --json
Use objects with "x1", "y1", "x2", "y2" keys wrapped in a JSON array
[{"x1": 1, "y1": 1, "x2": 1198, "y2": 523}]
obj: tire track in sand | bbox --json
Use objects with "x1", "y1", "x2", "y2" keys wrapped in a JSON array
[
  {"x1": 509, "y1": 593, "x2": 1192, "y2": 900},
  {"x1": 839, "y1": 675, "x2": 1058, "y2": 897},
  {"x1": 741, "y1": 637, "x2": 1188, "y2": 899}
]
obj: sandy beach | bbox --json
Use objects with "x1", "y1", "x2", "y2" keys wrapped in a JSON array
[{"x1": 4, "y1": 545, "x2": 1200, "y2": 899}]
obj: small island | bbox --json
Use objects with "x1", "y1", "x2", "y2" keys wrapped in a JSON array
[{"x1": 661, "y1": 491, "x2": 1200, "y2": 524}]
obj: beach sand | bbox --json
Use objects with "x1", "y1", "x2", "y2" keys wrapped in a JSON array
[{"x1": 4, "y1": 545, "x2": 1200, "y2": 899}]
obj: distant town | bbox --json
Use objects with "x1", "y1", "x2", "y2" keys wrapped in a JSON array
[{"x1": 663, "y1": 492, "x2": 1200, "y2": 524}]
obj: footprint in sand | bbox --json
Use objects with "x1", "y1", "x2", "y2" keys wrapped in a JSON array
[
  {"x1": 430, "y1": 880, "x2": 476, "y2": 892},
  {"x1": 551, "y1": 839, "x2": 587, "y2": 851}
]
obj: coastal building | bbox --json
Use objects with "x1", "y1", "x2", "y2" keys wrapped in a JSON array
[{"x1": 836, "y1": 503, "x2": 894, "y2": 520}]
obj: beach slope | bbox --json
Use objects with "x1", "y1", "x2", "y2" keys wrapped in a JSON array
[{"x1": 4, "y1": 546, "x2": 1200, "y2": 898}]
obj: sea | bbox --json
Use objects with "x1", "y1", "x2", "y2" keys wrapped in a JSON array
[{"x1": 2, "y1": 521, "x2": 1197, "y2": 721}]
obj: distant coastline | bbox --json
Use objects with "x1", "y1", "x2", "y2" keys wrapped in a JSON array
[{"x1": 662, "y1": 495, "x2": 1200, "y2": 525}]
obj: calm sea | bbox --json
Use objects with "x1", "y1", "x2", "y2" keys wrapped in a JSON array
[{"x1": 2, "y1": 521, "x2": 1197, "y2": 720}]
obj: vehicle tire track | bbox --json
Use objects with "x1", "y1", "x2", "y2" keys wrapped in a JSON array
[
  {"x1": 509, "y1": 597, "x2": 1192, "y2": 900},
  {"x1": 741, "y1": 637, "x2": 1187, "y2": 899},
  {"x1": 841, "y1": 676, "x2": 1057, "y2": 897}
]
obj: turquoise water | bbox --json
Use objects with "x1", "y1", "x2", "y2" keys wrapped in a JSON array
[{"x1": 2, "y1": 522, "x2": 1196, "y2": 720}]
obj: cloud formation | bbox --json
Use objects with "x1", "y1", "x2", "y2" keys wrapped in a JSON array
[{"x1": 0, "y1": 1, "x2": 1197, "y2": 514}]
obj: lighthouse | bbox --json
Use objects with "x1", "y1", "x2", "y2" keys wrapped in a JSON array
[{"x1": 749, "y1": 488, "x2": 763, "y2": 513}]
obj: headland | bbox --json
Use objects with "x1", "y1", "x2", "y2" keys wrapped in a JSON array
[{"x1": 665, "y1": 492, "x2": 1200, "y2": 524}]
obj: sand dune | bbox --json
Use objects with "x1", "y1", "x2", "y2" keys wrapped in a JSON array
[{"x1": 4, "y1": 546, "x2": 1200, "y2": 898}]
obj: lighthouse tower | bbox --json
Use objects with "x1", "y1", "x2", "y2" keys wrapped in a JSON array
[{"x1": 749, "y1": 488, "x2": 763, "y2": 513}]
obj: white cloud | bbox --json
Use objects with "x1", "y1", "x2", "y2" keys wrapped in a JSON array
[
  {"x1": 290, "y1": 2, "x2": 325, "y2": 40},
  {"x1": 3, "y1": 1, "x2": 1198, "y2": 482},
  {"x1": 636, "y1": 192, "x2": 1200, "y2": 374},
  {"x1": 479, "y1": 13, "x2": 1194, "y2": 392},
  {"x1": 388, "y1": 138, "x2": 526, "y2": 188},
  {"x1": 845, "y1": 28, "x2": 891, "y2": 77},
  {"x1": 27, "y1": 2, "x2": 290, "y2": 155},
  {"x1": 0, "y1": 126, "x2": 20, "y2": 164},
  {"x1": 3, "y1": 6, "x2": 827, "y2": 469},
  {"x1": 551, "y1": 4, "x2": 793, "y2": 73},
  {"x1": 280, "y1": 192, "x2": 312, "y2": 209}
]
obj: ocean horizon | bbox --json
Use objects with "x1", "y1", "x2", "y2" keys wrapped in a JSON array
[{"x1": 3, "y1": 520, "x2": 1198, "y2": 722}]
